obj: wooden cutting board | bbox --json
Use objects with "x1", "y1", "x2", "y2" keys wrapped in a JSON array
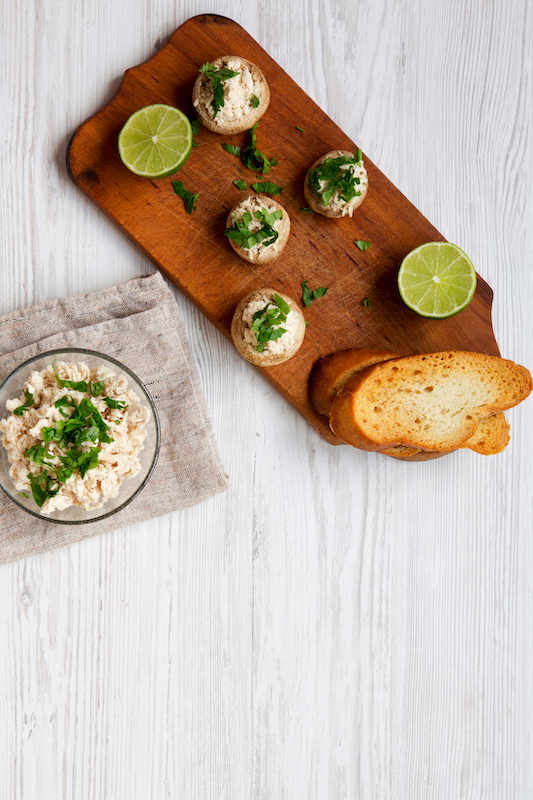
[{"x1": 67, "y1": 13, "x2": 499, "y2": 445}]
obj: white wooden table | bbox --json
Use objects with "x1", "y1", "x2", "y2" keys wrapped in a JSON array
[{"x1": 1, "y1": 1, "x2": 532, "y2": 798}]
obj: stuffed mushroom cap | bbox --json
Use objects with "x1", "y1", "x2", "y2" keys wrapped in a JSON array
[
  {"x1": 192, "y1": 56, "x2": 270, "y2": 135},
  {"x1": 304, "y1": 149, "x2": 368, "y2": 218},
  {"x1": 225, "y1": 194, "x2": 290, "y2": 265},
  {"x1": 231, "y1": 288, "x2": 306, "y2": 366}
]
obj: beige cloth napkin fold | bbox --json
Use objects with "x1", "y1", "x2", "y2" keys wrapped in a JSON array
[{"x1": 0, "y1": 273, "x2": 229, "y2": 564}]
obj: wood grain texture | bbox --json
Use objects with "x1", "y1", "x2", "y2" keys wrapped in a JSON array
[
  {"x1": 1, "y1": 1, "x2": 532, "y2": 799},
  {"x1": 67, "y1": 14, "x2": 499, "y2": 446}
]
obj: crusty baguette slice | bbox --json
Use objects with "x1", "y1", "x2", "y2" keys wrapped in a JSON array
[
  {"x1": 309, "y1": 348, "x2": 401, "y2": 417},
  {"x1": 310, "y1": 347, "x2": 509, "y2": 457},
  {"x1": 462, "y1": 412, "x2": 510, "y2": 454},
  {"x1": 329, "y1": 351, "x2": 532, "y2": 452}
]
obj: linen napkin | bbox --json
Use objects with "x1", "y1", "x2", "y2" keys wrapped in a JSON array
[{"x1": 0, "y1": 273, "x2": 229, "y2": 564}]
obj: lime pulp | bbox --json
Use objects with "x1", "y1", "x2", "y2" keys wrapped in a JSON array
[
  {"x1": 118, "y1": 104, "x2": 193, "y2": 178},
  {"x1": 397, "y1": 242, "x2": 477, "y2": 318}
]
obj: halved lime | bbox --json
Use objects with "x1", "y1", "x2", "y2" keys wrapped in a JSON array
[
  {"x1": 397, "y1": 242, "x2": 477, "y2": 318},
  {"x1": 118, "y1": 104, "x2": 193, "y2": 178}
]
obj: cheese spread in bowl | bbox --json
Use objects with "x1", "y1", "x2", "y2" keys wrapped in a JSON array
[{"x1": 0, "y1": 349, "x2": 160, "y2": 524}]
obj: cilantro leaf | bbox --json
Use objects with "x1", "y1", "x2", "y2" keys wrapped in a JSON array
[
  {"x1": 301, "y1": 280, "x2": 329, "y2": 307},
  {"x1": 172, "y1": 181, "x2": 199, "y2": 214},
  {"x1": 241, "y1": 123, "x2": 278, "y2": 175},
  {"x1": 52, "y1": 362, "x2": 88, "y2": 392},
  {"x1": 301, "y1": 206, "x2": 314, "y2": 214},
  {"x1": 13, "y1": 388, "x2": 34, "y2": 416},
  {"x1": 251, "y1": 181, "x2": 283, "y2": 196},
  {"x1": 103, "y1": 397, "x2": 128, "y2": 410},
  {"x1": 250, "y1": 94, "x2": 260, "y2": 108},
  {"x1": 355, "y1": 240, "x2": 372, "y2": 250},
  {"x1": 189, "y1": 117, "x2": 201, "y2": 134},
  {"x1": 199, "y1": 61, "x2": 240, "y2": 119},
  {"x1": 90, "y1": 381, "x2": 105, "y2": 396},
  {"x1": 362, "y1": 297, "x2": 372, "y2": 308},
  {"x1": 301, "y1": 280, "x2": 313, "y2": 308},
  {"x1": 222, "y1": 143, "x2": 241, "y2": 156},
  {"x1": 233, "y1": 179, "x2": 247, "y2": 190}
]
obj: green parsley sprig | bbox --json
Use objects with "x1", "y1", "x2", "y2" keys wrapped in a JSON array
[
  {"x1": 225, "y1": 207, "x2": 282, "y2": 250},
  {"x1": 13, "y1": 389, "x2": 35, "y2": 416},
  {"x1": 301, "y1": 280, "x2": 329, "y2": 307},
  {"x1": 199, "y1": 62, "x2": 240, "y2": 119},
  {"x1": 251, "y1": 181, "x2": 283, "y2": 196},
  {"x1": 241, "y1": 123, "x2": 278, "y2": 175},
  {"x1": 172, "y1": 181, "x2": 199, "y2": 214}
]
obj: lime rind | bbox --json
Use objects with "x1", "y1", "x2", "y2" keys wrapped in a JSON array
[
  {"x1": 118, "y1": 104, "x2": 193, "y2": 178},
  {"x1": 397, "y1": 242, "x2": 477, "y2": 319}
]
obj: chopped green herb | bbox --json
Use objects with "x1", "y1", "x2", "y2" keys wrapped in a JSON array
[
  {"x1": 355, "y1": 240, "x2": 372, "y2": 251},
  {"x1": 103, "y1": 397, "x2": 128, "y2": 410},
  {"x1": 52, "y1": 362, "x2": 88, "y2": 392},
  {"x1": 273, "y1": 293, "x2": 291, "y2": 315},
  {"x1": 222, "y1": 143, "x2": 241, "y2": 156},
  {"x1": 192, "y1": 142, "x2": 199, "y2": 148},
  {"x1": 301, "y1": 280, "x2": 329, "y2": 307},
  {"x1": 241, "y1": 123, "x2": 278, "y2": 175},
  {"x1": 189, "y1": 117, "x2": 201, "y2": 135},
  {"x1": 233, "y1": 179, "x2": 247, "y2": 190},
  {"x1": 13, "y1": 389, "x2": 34, "y2": 416},
  {"x1": 225, "y1": 207, "x2": 282, "y2": 249},
  {"x1": 19, "y1": 492, "x2": 29, "y2": 499},
  {"x1": 250, "y1": 94, "x2": 260, "y2": 108},
  {"x1": 90, "y1": 381, "x2": 105, "y2": 397},
  {"x1": 301, "y1": 280, "x2": 313, "y2": 308},
  {"x1": 250, "y1": 296, "x2": 291, "y2": 352},
  {"x1": 172, "y1": 180, "x2": 199, "y2": 214},
  {"x1": 296, "y1": 126, "x2": 305, "y2": 133},
  {"x1": 300, "y1": 206, "x2": 314, "y2": 214},
  {"x1": 199, "y1": 62, "x2": 240, "y2": 119},
  {"x1": 308, "y1": 153, "x2": 362, "y2": 207},
  {"x1": 251, "y1": 181, "x2": 283, "y2": 196},
  {"x1": 362, "y1": 297, "x2": 372, "y2": 308}
]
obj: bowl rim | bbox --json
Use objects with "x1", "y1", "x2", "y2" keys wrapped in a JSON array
[{"x1": 0, "y1": 347, "x2": 161, "y2": 525}]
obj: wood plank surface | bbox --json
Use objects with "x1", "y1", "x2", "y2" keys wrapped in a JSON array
[
  {"x1": 67, "y1": 14, "x2": 499, "y2": 445},
  {"x1": 1, "y1": 1, "x2": 532, "y2": 799}
]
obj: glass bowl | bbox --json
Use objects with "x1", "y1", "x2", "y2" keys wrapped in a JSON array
[{"x1": 0, "y1": 348, "x2": 160, "y2": 524}]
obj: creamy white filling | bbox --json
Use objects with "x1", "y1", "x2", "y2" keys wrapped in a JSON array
[
  {"x1": 228, "y1": 195, "x2": 284, "y2": 258},
  {"x1": 0, "y1": 361, "x2": 150, "y2": 514},
  {"x1": 241, "y1": 296, "x2": 299, "y2": 355},
  {"x1": 317, "y1": 160, "x2": 368, "y2": 216},
  {"x1": 193, "y1": 58, "x2": 260, "y2": 123}
]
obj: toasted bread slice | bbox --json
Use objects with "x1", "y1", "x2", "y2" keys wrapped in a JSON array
[
  {"x1": 310, "y1": 347, "x2": 510, "y2": 457},
  {"x1": 329, "y1": 351, "x2": 532, "y2": 452},
  {"x1": 309, "y1": 348, "x2": 400, "y2": 417}
]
